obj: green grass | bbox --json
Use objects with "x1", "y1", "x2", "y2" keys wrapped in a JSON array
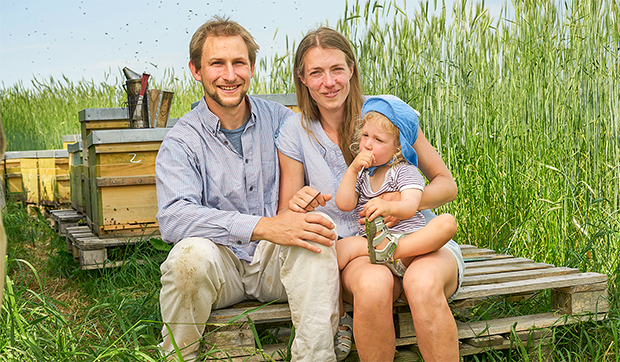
[
  {"x1": 2, "y1": 0, "x2": 620, "y2": 360},
  {"x1": 1, "y1": 202, "x2": 284, "y2": 361}
]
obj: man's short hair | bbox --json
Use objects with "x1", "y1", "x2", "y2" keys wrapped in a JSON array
[{"x1": 189, "y1": 16, "x2": 259, "y2": 71}]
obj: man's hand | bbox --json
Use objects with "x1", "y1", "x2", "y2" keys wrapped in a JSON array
[
  {"x1": 288, "y1": 186, "x2": 333, "y2": 213},
  {"x1": 253, "y1": 209, "x2": 336, "y2": 253}
]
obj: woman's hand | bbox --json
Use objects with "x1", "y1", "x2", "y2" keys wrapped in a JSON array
[{"x1": 288, "y1": 186, "x2": 333, "y2": 213}]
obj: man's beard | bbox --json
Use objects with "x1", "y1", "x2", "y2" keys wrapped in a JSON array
[{"x1": 205, "y1": 85, "x2": 247, "y2": 108}]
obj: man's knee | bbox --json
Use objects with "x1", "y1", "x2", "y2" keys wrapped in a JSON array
[
  {"x1": 282, "y1": 240, "x2": 337, "y2": 269},
  {"x1": 161, "y1": 238, "x2": 220, "y2": 292}
]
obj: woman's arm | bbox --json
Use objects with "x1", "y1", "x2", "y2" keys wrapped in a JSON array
[
  {"x1": 278, "y1": 150, "x2": 332, "y2": 213},
  {"x1": 414, "y1": 127, "x2": 458, "y2": 210},
  {"x1": 278, "y1": 150, "x2": 305, "y2": 213}
]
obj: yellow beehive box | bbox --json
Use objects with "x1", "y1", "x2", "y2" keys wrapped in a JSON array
[
  {"x1": 3, "y1": 152, "x2": 25, "y2": 202},
  {"x1": 79, "y1": 108, "x2": 131, "y2": 167},
  {"x1": 37, "y1": 149, "x2": 71, "y2": 206},
  {"x1": 37, "y1": 150, "x2": 55, "y2": 206},
  {"x1": 37, "y1": 150, "x2": 70, "y2": 206},
  {"x1": 68, "y1": 141, "x2": 85, "y2": 214},
  {"x1": 62, "y1": 134, "x2": 80, "y2": 150},
  {"x1": 86, "y1": 128, "x2": 168, "y2": 238},
  {"x1": 19, "y1": 151, "x2": 39, "y2": 204}
]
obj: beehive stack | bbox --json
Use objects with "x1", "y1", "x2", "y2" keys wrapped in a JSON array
[{"x1": 85, "y1": 128, "x2": 168, "y2": 238}]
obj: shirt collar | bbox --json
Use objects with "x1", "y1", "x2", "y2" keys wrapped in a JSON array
[{"x1": 196, "y1": 95, "x2": 256, "y2": 133}]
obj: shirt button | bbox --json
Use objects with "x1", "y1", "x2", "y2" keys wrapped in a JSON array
[
  {"x1": 245, "y1": 159, "x2": 249, "y2": 163},
  {"x1": 236, "y1": 241, "x2": 243, "y2": 245},
  {"x1": 249, "y1": 186, "x2": 254, "y2": 191},
  {"x1": 224, "y1": 140, "x2": 228, "y2": 145}
]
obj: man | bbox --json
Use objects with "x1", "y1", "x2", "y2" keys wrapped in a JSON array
[{"x1": 155, "y1": 16, "x2": 340, "y2": 361}]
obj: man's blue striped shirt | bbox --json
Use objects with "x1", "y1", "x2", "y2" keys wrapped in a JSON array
[{"x1": 155, "y1": 96, "x2": 294, "y2": 262}]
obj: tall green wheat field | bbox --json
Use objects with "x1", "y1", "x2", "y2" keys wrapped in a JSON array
[{"x1": 1, "y1": 0, "x2": 619, "y2": 359}]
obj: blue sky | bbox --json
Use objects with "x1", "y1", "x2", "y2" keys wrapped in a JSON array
[{"x1": 0, "y1": 0, "x2": 509, "y2": 89}]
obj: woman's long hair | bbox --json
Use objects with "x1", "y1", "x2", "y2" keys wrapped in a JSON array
[{"x1": 294, "y1": 27, "x2": 364, "y2": 165}]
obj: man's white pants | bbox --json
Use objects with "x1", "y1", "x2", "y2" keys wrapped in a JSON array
[{"x1": 159, "y1": 224, "x2": 340, "y2": 361}]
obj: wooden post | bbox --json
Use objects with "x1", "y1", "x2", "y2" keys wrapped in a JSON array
[{"x1": 0, "y1": 122, "x2": 6, "y2": 307}]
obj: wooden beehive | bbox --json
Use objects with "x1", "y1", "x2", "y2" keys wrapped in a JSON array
[
  {"x1": 19, "y1": 151, "x2": 39, "y2": 204},
  {"x1": 86, "y1": 128, "x2": 168, "y2": 238},
  {"x1": 37, "y1": 149, "x2": 70, "y2": 206},
  {"x1": 68, "y1": 141, "x2": 85, "y2": 214},
  {"x1": 254, "y1": 93, "x2": 300, "y2": 113},
  {"x1": 3, "y1": 151, "x2": 25, "y2": 202},
  {"x1": 62, "y1": 134, "x2": 80, "y2": 150},
  {"x1": 79, "y1": 107, "x2": 131, "y2": 167}
]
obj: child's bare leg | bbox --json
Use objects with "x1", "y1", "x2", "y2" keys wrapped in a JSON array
[
  {"x1": 336, "y1": 236, "x2": 369, "y2": 270},
  {"x1": 393, "y1": 213, "x2": 457, "y2": 260}
]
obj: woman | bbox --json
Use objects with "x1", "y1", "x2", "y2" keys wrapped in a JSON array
[{"x1": 276, "y1": 27, "x2": 465, "y2": 362}]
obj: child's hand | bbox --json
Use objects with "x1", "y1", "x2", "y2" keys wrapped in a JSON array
[
  {"x1": 364, "y1": 198, "x2": 392, "y2": 221},
  {"x1": 350, "y1": 150, "x2": 375, "y2": 173}
]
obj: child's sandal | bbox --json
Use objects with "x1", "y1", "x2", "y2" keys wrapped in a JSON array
[
  {"x1": 365, "y1": 216, "x2": 406, "y2": 277},
  {"x1": 334, "y1": 313, "x2": 353, "y2": 361}
]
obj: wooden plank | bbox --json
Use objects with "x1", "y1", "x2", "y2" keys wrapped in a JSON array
[
  {"x1": 208, "y1": 303, "x2": 292, "y2": 324},
  {"x1": 464, "y1": 260, "x2": 555, "y2": 277},
  {"x1": 96, "y1": 175, "x2": 156, "y2": 187},
  {"x1": 93, "y1": 142, "x2": 162, "y2": 154},
  {"x1": 462, "y1": 266, "x2": 578, "y2": 287},
  {"x1": 95, "y1": 162, "x2": 156, "y2": 177},
  {"x1": 83, "y1": 119, "x2": 130, "y2": 131},
  {"x1": 461, "y1": 247, "x2": 499, "y2": 260},
  {"x1": 459, "y1": 335, "x2": 513, "y2": 356},
  {"x1": 96, "y1": 224, "x2": 160, "y2": 238},
  {"x1": 75, "y1": 235, "x2": 147, "y2": 250},
  {"x1": 393, "y1": 348, "x2": 422, "y2": 362},
  {"x1": 203, "y1": 344, "x2": 288, "y2": 362},
  {"x1": 464, "y1": 334, "x2": 505, "y2": 347},
  {"x1": 455, "y1": 312, "x2": 607, "y2": 340},
  {"x1": 202, "y1": 324, "x2": 256, "y2": 360},
  {"x1": 455, "y1": 273, "x2": 608, "y2": 301},
  {"x1": 465, "y1": 257, "x2": 531, "y2": 269},
  {"x1": 81, "y1": 260, "x2": 127, "y2": 270}
]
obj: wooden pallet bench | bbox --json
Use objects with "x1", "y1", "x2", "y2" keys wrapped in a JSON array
[
  {"x1": 50, "y1": 208, "x2": 85, "y2": 236},
  {"x1": 200, "y1": 245, "x2": 609, "y2": 361},
  {"x1": 64, "y1": 224, "x2": 159, "y2": 270}
]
